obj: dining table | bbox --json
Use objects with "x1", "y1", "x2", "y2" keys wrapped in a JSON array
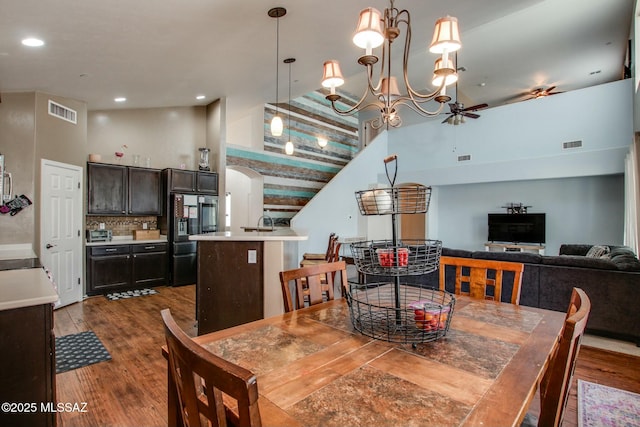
[{"x1": 165, "y1": 293, "x2": 565, "y2": 427}]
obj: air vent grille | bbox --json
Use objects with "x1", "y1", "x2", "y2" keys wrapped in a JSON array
[
  {"x1": 562, "y1": 140, "x2": 582, "y2": 149},
  {"x1": 457, "y1": 154, "x2": 472, "y2": 162},
  {"x1": 48, "y1": 100, "x2": 77, "y2": 124}
]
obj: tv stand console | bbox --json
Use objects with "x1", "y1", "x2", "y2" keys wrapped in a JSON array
[{"x1": 485, "y1": 242, "x2": 545, "y2": 255}]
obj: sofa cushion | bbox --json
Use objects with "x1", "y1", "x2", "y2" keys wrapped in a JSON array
[
  {"x1": 610, "y1": 254, "x2": 640, "y2": 271},
  {"x1": 442, "y1": 247, "x2": 474, "y2": 258},
  {"x1": 558, "y1": 244, "x2": 593, "y2": 256},
  {"x1": 541, "y1": 255, "x2": 617, "y2": 270},
  {"x1": 585, "y1": 245, "x2": 611, "y2": 258},
  {"x1": 472, "y1": 251, "x2": 543, "y2": 264}
]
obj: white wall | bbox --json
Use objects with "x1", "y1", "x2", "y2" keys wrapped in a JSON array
[
  {"x1": 291, "y1": 80, "x2": 633, "y2": 258},
  {"x1": 291, "y1": 133, "x2": 389, "y2": 256}
]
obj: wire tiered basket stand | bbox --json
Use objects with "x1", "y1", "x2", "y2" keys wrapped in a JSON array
[{"x1": 347, "y1": 155, "x2": 455, "y2": 344}]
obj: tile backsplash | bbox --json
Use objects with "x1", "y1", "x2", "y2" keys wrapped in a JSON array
[{"x1": 86, "y1": 216, "x2": 159, "y2": 237}]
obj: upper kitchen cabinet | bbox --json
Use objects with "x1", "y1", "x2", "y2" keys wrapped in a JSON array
[
  {"x1": 197, "y1": 171, "x2": 218, "y2": 195},
  {"x1": 163, "y1": 169, "x2": 218, "y2": 195},
  {"x1": 87, "y1": 163, "x2": 127, "y2": 214},
  {"x1": 87, "y1": 163, "x2": 162, "y2": 216},
  {"x1": 128, "y1": 167, "x2": 162, "y2": 215}
]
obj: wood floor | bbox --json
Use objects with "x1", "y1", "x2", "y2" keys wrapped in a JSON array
[{"x1": 54, "y1": 285, "x2": 640, "y2": 427}]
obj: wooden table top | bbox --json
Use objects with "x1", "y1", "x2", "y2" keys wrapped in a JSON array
[{"x1": 190, "y1": 295, "x2": 565, "y2": 427}]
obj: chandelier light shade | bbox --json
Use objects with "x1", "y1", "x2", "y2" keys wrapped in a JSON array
[
  {"x1": 431, "y1": 57, "x2": 458, "y2": 87},
  {"x1": 321, "y1": 0, "x2": 462, "y2": 129},
  {"x1": 353, "y1": 7, "x2": 384, "y2": 53},
  {"x1": 269, "y1": 7, "x2": 286, "y2": 137},
  {"x1": 321, "y1": 60, "x2": 345, "y2": 95},
  {"x1": 429, "y1": 16, "x2": 461, "y2": 54}
]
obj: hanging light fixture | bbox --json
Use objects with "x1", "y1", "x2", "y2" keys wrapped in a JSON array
[
  {"x1": 321, "y1": 0, "x2": 462, "y2": 129},
  {"x1": 269, "y1": 7, "x2": 286, "y2": 137},
  {"x1": 284, "y1": 58, "x2": 295, "y2": 155}
]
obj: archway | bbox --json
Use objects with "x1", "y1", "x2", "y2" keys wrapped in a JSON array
[{"x1": 225, "y1": 165, "x2": 263, "y2": 232}]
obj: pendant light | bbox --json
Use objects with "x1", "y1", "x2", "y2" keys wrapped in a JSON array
[
  {"x1": 284, "y1": 58, "x2": 295, "y2": 155},
  {"x1": 269, "y1": 7, "x2": 286, "y2": 137}
]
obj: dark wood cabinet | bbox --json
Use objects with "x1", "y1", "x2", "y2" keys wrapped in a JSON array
[
  {"x1": 87, "y1": 163, "x2": 162, "y2": 216},
  {"x1": 128, "y1": 167, "x2": 162, "y2": 215},
  {"x1": 87, "y1": 163, "x2": 127, "y2": 214},
  {"x1": 166, "y1": 169, "x2": 196, "y2": 192},
  {"x1": 132, "y1": 243, "x2": 168, "y2": 287},
  {"x1": 197, "y1": 171, "x2": 218, "y2": 194},
  {"x1": 197, "y1": 240, "x2": 263, "y2": 335},
  {"x1": 86, "y1": 243, "x2": 168, "y2": 295},
  {"x1": 0, "y1": 303, "x2": 55, "y2": 427},
  {"x1": 164, "y1": 168, "x2": 218, "y2": 194}
]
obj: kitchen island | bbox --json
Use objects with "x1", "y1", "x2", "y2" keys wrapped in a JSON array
[{"x1": 189, "y1": 229, "x2": 307, "y2": 335}]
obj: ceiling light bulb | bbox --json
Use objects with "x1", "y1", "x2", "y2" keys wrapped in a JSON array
[
  {"x1": 271, "y1": 115, "x2": 283, "y2": 137},
  {"x1": 114, "y1": 97, "x2": 126, "y2": 102},
  {"x1": 285, "y1": 141, "x2": 294, "y2": 155},
  {"x1": 22, "y1": 38, "x2": 44, "y2": 47},
  {"x1": 196, "y1": 95, "x2": 206, "y2": 100}
]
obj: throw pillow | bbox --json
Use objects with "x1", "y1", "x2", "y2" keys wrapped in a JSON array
[{"x1": 585, "y1": 245, "x2": 610, "y2": 259}]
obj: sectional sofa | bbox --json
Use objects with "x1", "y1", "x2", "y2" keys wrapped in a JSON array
[{"x1": 418, "y1": 244, "x2": 640, "y2": 345}]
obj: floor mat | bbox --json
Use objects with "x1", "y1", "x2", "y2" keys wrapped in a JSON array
[
  {"x1": 55, "y1": 330, "x2": 112, "y2": 374},
  {"x1": 578, "y1": 379, "x2": 640, "y2": 427},
  {"x1": 105, "y1": 288, "x2": 158, "y2": 301}
]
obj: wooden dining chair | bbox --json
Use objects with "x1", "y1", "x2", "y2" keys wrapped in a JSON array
[
  {"x1": 438, "y1": 256, "x2": 524, "y2": 304},
  {"x1": 279, "y1": 261, "x2": 348, "y2": 312},
  {"x1": 300, "y1": 233, "x2": 342, "y2": 266},
  {"x1": 161, "y1": 309, "x2": 262, "y2": 427},
  {"x1": 537, "y1": 287, "x2": 591, "y2": 427}
]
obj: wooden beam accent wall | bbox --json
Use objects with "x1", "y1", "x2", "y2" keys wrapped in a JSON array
[{"x1": 227, "y1": 89, "x2": 359, "y2": 226}]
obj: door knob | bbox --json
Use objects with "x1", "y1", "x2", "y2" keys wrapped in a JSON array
[{"x1": 46, "y1": 243, "x2": 56, "y2": 249}]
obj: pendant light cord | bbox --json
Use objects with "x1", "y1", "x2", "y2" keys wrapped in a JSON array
[{"x1": 275, "y1": 16, "x2": 280, "y2": 116}]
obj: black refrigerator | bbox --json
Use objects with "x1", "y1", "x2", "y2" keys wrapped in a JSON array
[{"x1": 162, "y1": 192, "x2": 218, "y2": 286}]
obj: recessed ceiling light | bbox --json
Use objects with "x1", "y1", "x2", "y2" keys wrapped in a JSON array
[
  {"x1": 196, "y1": 95, "x2": 206, "y2": 100},
  {"x1": 22, "y1": 38, "x2": 44, "y2": 47},
  {"x1": 114, "y1": 97, "x2": 126, "y2": 102}
]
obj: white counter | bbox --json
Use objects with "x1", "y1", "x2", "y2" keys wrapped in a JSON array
[
  {"x1": 0, "y1": 243, "x2": 37, "y2": 260},
  {"x1": 0, "y1": 268, "x2": 58, "y2": 311},
  {"x1": 189, "y1": 229, "x2": 307, "y2": 242}
]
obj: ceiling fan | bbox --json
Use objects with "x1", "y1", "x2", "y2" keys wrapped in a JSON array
[
  {"x1": 526, "y1": 85, "x2": 563, "y2": 99},
  {"x1": 441, "y1": 82, "x2": 488, "y2": 125},
  {"x1": 441, "y1": 53, "x2": 488, "y2": 125}
]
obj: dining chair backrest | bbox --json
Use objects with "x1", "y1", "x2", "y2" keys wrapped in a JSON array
[
  {"x1": 438, "y1": 256, "x2": 524, "y2": 304},
  {"x1": 161, "y1": 309, "x2": 262, "y2": 427},
  {"x1": 537, "y1": 287, "x2": 591, "y2": 427},
  {"x1": 301, "y1": 233, "x2": 342, "y2": 266},
  {"x1": 279, "y1": 261, "x2": 347, "y2": 312}
]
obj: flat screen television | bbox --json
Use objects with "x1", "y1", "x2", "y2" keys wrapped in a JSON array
[{"x1": 487, "y1": 213, "x2": 546, "y2": 244}]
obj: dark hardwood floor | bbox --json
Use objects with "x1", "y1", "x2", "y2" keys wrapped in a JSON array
[{"x1": 53, "y1": 285, "x2": 640, "y2": 427}]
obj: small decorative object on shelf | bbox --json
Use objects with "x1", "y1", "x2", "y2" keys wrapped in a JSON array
[
  {"x1": 502, "y1": 202, "x2": 531, "y2": 214},
  {"x1": 347, "y1": 154, "x2": 450, "y2": 344},
  {"x1": 114, "y1": 144, "x2": 127, "y2": 163}
]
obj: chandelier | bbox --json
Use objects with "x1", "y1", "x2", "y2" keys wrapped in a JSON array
[{"x1": 321, "y1": 0, "x2": 462, "y2": 129}]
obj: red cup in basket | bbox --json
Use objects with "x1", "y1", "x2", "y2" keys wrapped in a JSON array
[{"x1": 376, "y1": 248, "x2": 409, "y2": 267}]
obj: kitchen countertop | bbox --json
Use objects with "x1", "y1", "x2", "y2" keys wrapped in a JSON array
[
  {"x1": 0, "y1": 267, "x2": 58, "y2": 311},
  {"x1": 86, "y1": 235, "x2": 168, "y2": 246},
  {"x1": 189, "y1": 229, "x2": 307, "y2": 242}
]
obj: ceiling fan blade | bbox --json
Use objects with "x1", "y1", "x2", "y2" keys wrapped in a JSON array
[
  {"x1": 462, "y1": 112, "x2": 480, "y2": 119},
  {"x1": 462, "y1": 103, "x2": 488, "y2": 112},
  {"x1": 441, "y1": 116, "x2": 452, "y2": 124},
  {"x1": 546, "y1": 86, "x2": 556, "y2": 94}
]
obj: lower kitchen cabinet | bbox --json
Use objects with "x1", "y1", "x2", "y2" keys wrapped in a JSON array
[
  {"x1": 0, "y1": 303, "x2": 55, "y2": 427},
  {"x1": 86, "y1": 243, "x2": 168, "y2": 295}
]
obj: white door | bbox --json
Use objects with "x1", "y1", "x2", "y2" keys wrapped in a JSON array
[{"x1": 40, "y1": 159, "x2": 83, "y2": 308}]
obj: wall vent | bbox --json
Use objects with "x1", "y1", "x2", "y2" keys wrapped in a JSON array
[
  {"x1": 48, "y1": 100, "x2": 77, "y2": 124},
  {"x1": 457, "y1": 154, "x2": 472, "y2": 162},
  {"x1": 562, "y1": 140, "x2": 582, "y2": 149}
]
